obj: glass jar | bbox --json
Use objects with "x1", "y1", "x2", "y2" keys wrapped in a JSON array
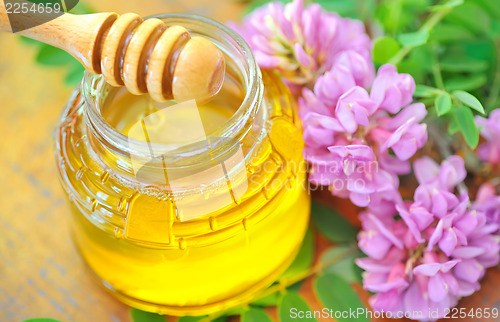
[{"x1": 55, "y1": 13, "x2": 310, "y2": 316}]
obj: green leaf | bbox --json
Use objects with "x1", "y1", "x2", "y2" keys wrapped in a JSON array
[
  {"x1": 492, "y1": 19, "x2": 500, "y2": 37},
  {"x1": 130, "y1": 308, "x2": 165, "y2": 322},
  {"x1": 409, "y1": 46, "x2": 433, "y2": 71},
  {"x1": 314, "y1": 273, "x2": 368, "y2": 322},
  {"x1": 241, "y1": 308, "x2": 272, "y2": 322},
  {"x1": 373, "y1": 36, "x2": 401, "y2": 65},
  {"x1": 315, "y1": 0, "x2": 358, "y2": 18},
  {"x1": 279, "y1": 291, "x2": 317, "y2": 321},
  {"x1": 281, "y1": 228, "x2": 314, "y2": 279},
  {"x1": 452, "y1": 90, "x2": 485, "y2": 114},
  {"x1": 397, "y1": 46, "x2": 432, "y2": 82},
  {"x1": 397, "y1": 30, "x2": 429, "y2": 47},
  {"x1": 445, "y1": 2, "x2": 491, "y2": 35},
  {"x1": 212, "y1": 318, "x2": 227, "y2": 322},
  {"x1": 402, "y1": 0, "x2": 431, "y2": 10},
  {"x1": 287, "y1": 280, "x2": 304, "y2": 292},
  {"x1": 69, "y1": 2, "x2": 94, "y2": 14},
  {"x1": 487, "y1": 97, "x2": 500, "y2": 113},
  {"x1": 441, "y1": 0, "x2": 464, "y2": 8},
  {"x1": 414, "y1": 84, "x2": 441, "y2": 98},
  {"x1": 354, "y1": 0, "x2": 376, "y2": 20},
  {"x1": 444, "y1": 74, "x2": 487, "y2": 92},
  {"x1": 19, "y1": 36, "x2": 43, "y2": 45},
  {"x1": 178, "y1": 317, "x2": 204, "y2": 322},
  {"x1": 311, "y1": 202, "x2": 357, "y2": 243},
  {"x1": 454, "y1": 105, "x2": 479, "y2": 148},
  {"x1": 218, "y1": 307, "x2": 245, "y2": 317},
  {"x1": 475, "y1": 0, "x2": 500, "y2": 19},
  {"x1": 251, "y1": 292, "x2": 281, "y2": 307},
  {"x1": 251, "y1": 280, "x2": 303, "y2": 307},
  {"x1": 375, "y1": 0, "x2": 411, "y2": 34},
  {"x1": 321, "y1": 246, "x2": 363, "y2": 284},
  {"x1": 430, "y1": 23, "x2": 474, "y2": 42},
  {"x1": 449, "y1": 117, "x2": 460, "y2": 135},
  {"x1": 398, "y1": 59, "x2": 425, "y2": 83},
  {"x1": 178, "y1": 316, "x2": 228, "y2": 322},
  {"x1": 435, "y1": 93, "x2": 452, "y2": 116},
  {"x1": 64, "y1": 62, "x2": 85, "y2": 86},
  {"x1": 22, "y1": 319, "x2": 62, "y2": 322},
  {"x1": 440, "y1": 57, "x2": 488, "y2": 72},
  {"x1": 352, "y1": 259, "x2": 364, "y2": 284},
  {"x1": 36, "y1": 45, "x2": 75, "y2": 66},
  {"x1": 462, "y1": 39, "x2": 495, "y2": 62}
]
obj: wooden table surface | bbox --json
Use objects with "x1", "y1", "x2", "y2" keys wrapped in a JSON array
[{"x1": 0, "y1": 1, "x2": 498, "y2": 322}]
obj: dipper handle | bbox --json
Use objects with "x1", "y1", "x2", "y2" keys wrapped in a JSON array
[{"x1": 0, "y1": 1, "x2": 225, "y2": 102}]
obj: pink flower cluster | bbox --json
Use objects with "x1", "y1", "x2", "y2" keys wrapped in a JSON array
[
  {"x1": 233, "y1": 1, "x2": 500, "y2": 319},
  {"x1": 300, "y1": 64, "x2": 427, "y2": 207},
  {"x1": 356, "y1": 156, "x2": 500, "y2": 321},
  {"x1": 229, "y1": 0, "x2": 372, "y2": 86},
  {"x1": 476, "y1": 109, "x2": 500, "y2": 165},
  {"x1": 230, "y1": 0, "x2": 427, "y2": 207}
]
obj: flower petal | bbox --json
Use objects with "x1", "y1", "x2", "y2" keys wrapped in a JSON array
[
  {"x1": 454, "y1": 259, "x2": 483, "y2": 283},
  {"x1": 428, "y1": 274, "x2": 448, "y2": 302}
]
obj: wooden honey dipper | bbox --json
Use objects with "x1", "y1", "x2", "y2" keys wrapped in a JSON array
[{"x1": 0, "y1": 2, "x2": 225, "y2": 102}]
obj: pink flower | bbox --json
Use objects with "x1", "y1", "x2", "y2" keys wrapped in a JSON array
[
  {"x1": 358, "y1": 213, "x2": 404, "y2": 260},
  {"x1": 230, "y1": 0, "x2": 419, "y2": 208},
  {"x1": 413, "y1": 155, "x2": 466, "y2": 191},
  {"x1": 335, "y1": 86, "x2": 376, "y2": 133},
  {"x1": 475, "y1": 109, "x2": 500, "y2": 165},
  {"x1": 376, "y1": 104, "x2": 428, "y2": 161},
  {"x1": 300, "y1": 64, "x2": 427, "y2": 206},
  {"x1": 357, "y1": 156, "x2": 500, "y2": 321},
  {"x1": 306, "y1": 143, "x2": 398, "y2": 207},
  {"x1": 404, "y1": 262, "x2": 459, "y2": 320},
  {"x1": 311, "y1": 64, "x2": 357, "y2": 109},
  {"x1": 228, "y1": 0, "x2": 373, "y2": 86},
  {"x1": 336, "y1": 50, "x2": 375, "y2": 89},
  {"x1": 425, "y1": 194, "x2": 473, "y2": 256},
  {"x1": 473, "y1": 182, "x2": 500, "y2": 230},
  {"x1": 370, "y1": 64, "x2": 416, "y2": 114}
]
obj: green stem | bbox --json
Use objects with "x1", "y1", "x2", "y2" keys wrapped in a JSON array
[
  {"x1": 200, "y1": 243, "x2": 359, "y2": 322},
  {"x1": 389, "y1": 3, "x2": 453, "y2": 65},
  {"x1": 431, "y1": 44, "x2": 445, "y2": 90},
  {"x1": 387, "y1": 0, "x2": 404, "y2": 36}
]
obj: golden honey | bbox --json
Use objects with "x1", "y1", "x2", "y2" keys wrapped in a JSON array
[{"x1": 55, "y1": 14, "x2": 310, "y2": 316}]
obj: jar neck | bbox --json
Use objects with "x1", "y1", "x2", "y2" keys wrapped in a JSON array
[{"x1": 82, "y1": 14, "x2": 263, "y2": 180}]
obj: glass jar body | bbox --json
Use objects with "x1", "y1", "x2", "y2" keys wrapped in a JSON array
[{"x1": 55, "y1": 69, "x2": 310, "y2": 315}]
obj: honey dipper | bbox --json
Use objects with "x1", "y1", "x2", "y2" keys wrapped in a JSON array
[{"x1": 0, "y1": 2, "x2": 225, "y2": 102}]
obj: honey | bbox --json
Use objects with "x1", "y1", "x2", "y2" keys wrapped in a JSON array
[{"x1": 55, "y1": 14, "x2": 310, "y2": 316}]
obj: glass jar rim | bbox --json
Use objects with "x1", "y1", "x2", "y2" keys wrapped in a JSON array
[{"x1": 83, "y1": 13, "x2": 263, "y2": 161}]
